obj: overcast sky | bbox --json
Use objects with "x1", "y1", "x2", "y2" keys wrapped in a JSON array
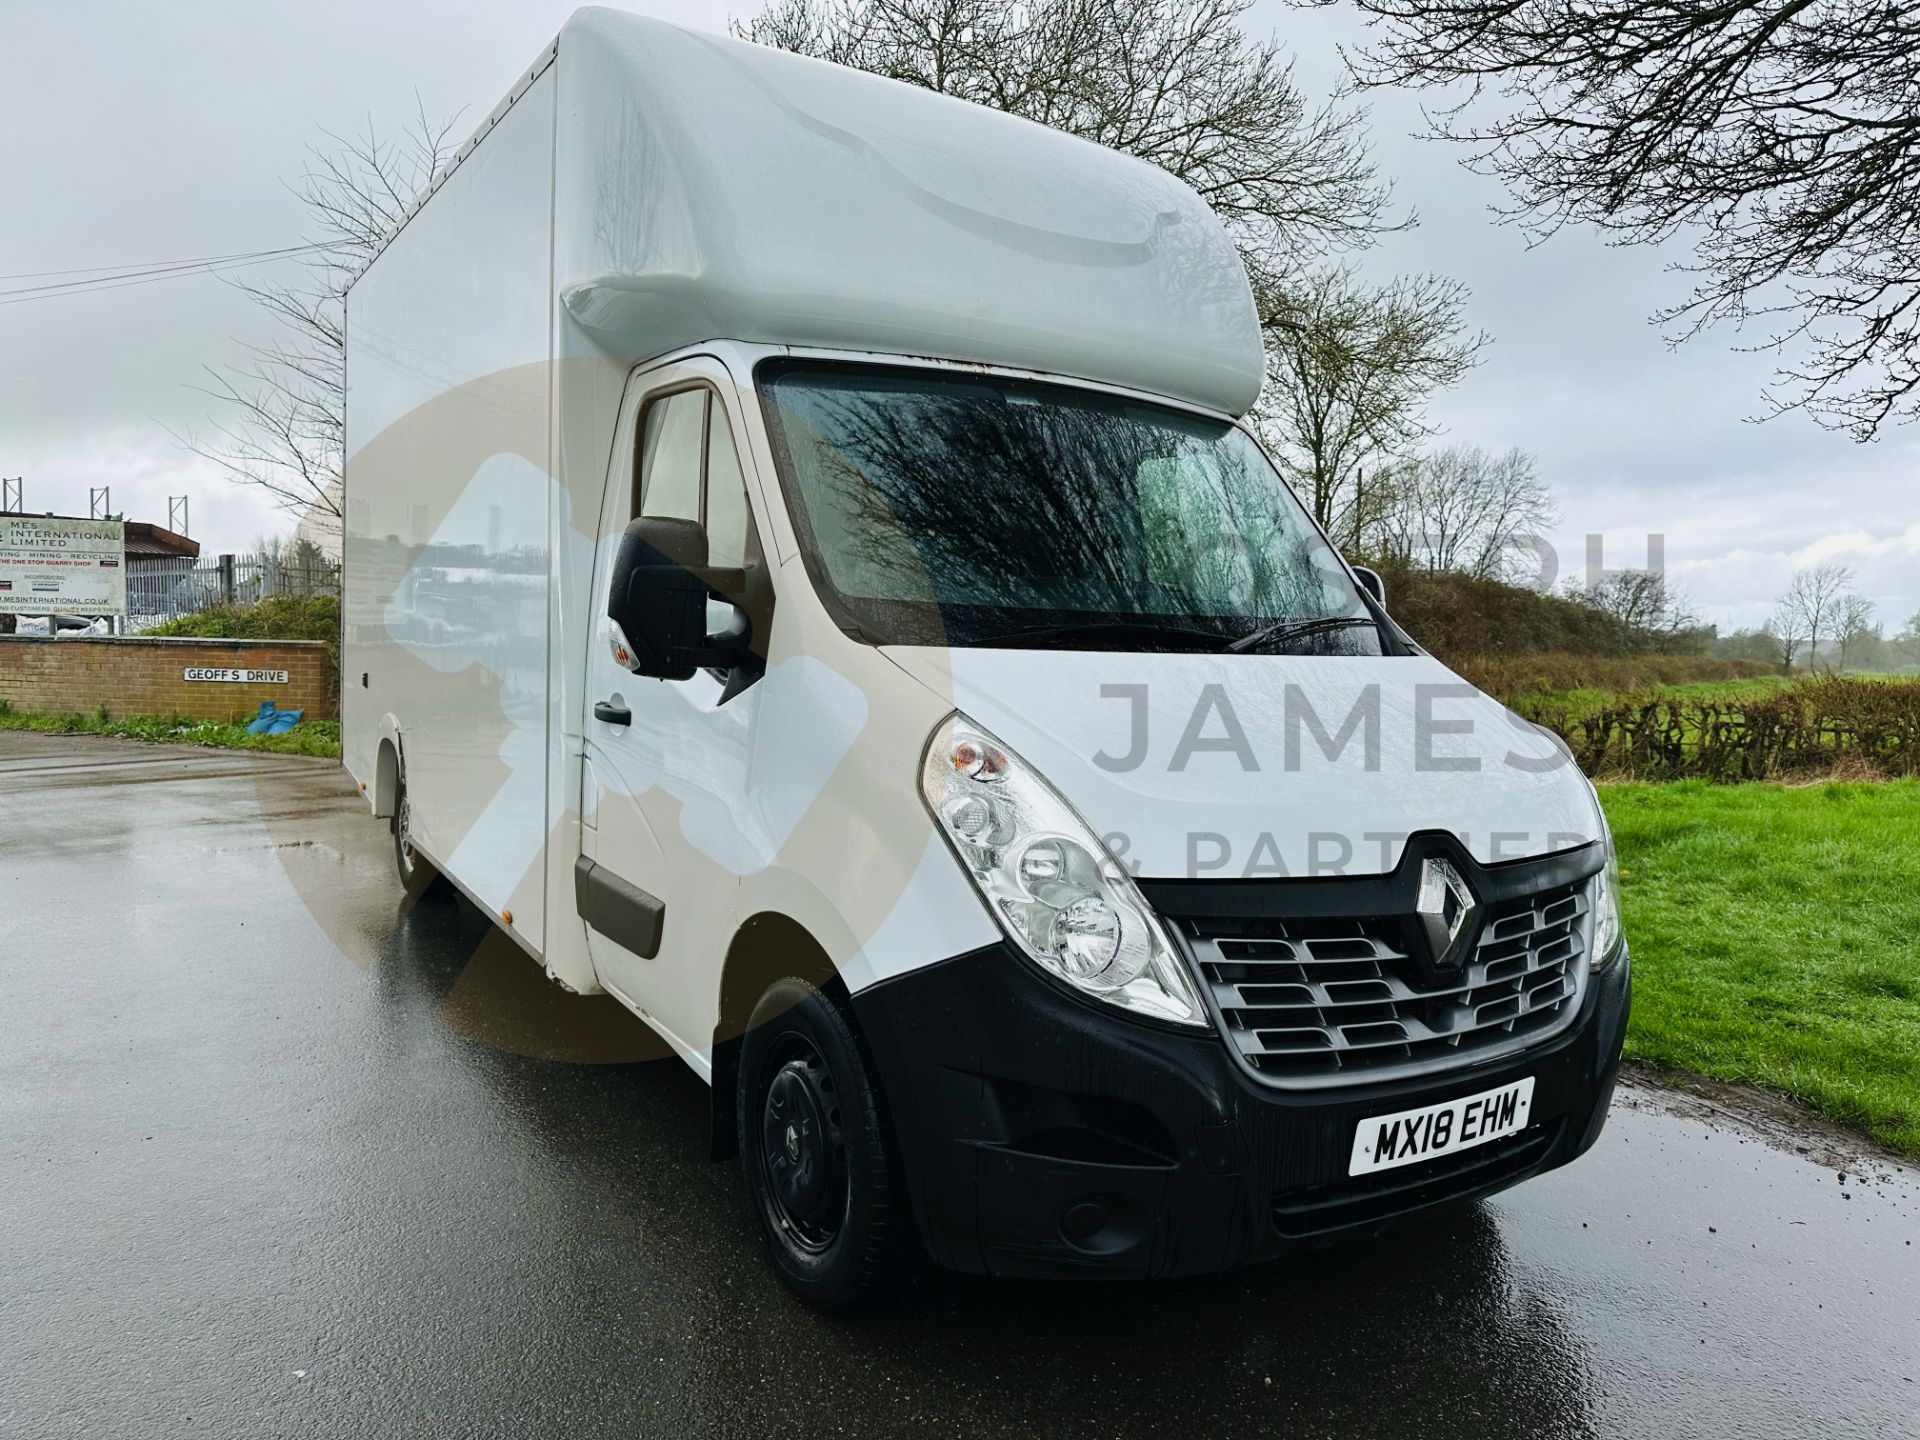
[{"x1": 2, "y1": 0, "x2": 1913, "y2": 632}]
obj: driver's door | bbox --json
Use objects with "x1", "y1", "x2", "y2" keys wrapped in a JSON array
[{"x1": 579, "y1": 358, "x2": 764, "y2": 1062}]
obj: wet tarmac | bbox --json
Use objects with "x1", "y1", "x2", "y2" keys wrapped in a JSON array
[{"x1": 2, "y1": 731, "x2": 1915, "y2": 1438}]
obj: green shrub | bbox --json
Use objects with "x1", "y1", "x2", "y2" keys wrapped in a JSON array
[
  {"x1": 1368, "y1": 564, "x2": 1695, "y2": 661},
  {"x1": 144, "y1": 593, "x2": 340, "y2": 707},
  {"x1": 1529, "y1": 676, "x2": 1920, "y2": 780}
]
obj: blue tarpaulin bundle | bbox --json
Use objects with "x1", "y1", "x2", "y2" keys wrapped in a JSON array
[{"x1": 245, "y1": 701, "x2": 305, "y2": 736}]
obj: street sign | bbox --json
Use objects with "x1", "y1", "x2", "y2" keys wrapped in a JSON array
[
  {"x1": 182, "y1": 668, "x2": 290, "y2": 684},
  {"x1": 0, "y1": 516, "x2": 126, "y2": 617}
]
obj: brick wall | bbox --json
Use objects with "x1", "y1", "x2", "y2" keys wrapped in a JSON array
[{"x1": 0, "y1": 637, "x2": 334, "y2": 722}]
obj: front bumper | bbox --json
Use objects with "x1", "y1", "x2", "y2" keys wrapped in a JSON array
[{"x1": 850, "y1": 940, "x2": 1629, "y2": 1279}]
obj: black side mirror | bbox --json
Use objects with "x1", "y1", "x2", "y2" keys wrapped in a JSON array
[
  {"x1": 1350, "y1": 564, "x2": 1386, "y2": 609},
  {"x1": 608, "y1": 515, "x2": 753, "y2": 680}
]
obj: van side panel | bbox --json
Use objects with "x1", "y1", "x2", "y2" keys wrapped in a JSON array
[{"x1": 343, "y1": 65, "x2": 558, "y2": 963}]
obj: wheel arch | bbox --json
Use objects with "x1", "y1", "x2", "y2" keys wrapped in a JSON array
[
  {"x1": 371, "y1": 714, "x2": 404, "y2": 819},
  {"x1": 708, "y1": 911, "x2": 849, "y2": 1161}
]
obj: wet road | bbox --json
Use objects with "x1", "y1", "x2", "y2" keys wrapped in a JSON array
[{"x1": 2, "y1": 732, "x2": 1915, "y2": 1439}]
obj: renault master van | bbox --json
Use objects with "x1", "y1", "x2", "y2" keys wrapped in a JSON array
[{"x1": 342, "y1": 9, "x2": 1630, "y2": 1309}]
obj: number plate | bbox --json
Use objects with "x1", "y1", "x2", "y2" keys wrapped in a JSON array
[{"x1": 1348, "y1": 1076, "x2": 1535, "y2": 1177}]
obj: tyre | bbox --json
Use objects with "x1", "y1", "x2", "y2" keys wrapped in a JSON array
[
  {"x1": 391, "y1": 769, "x2": 448, "y2": 902},
  {"x1": 737, "y1": 977, "x2": 912, "y2": 1311}
]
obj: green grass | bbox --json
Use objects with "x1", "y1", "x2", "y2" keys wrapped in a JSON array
[
  {"x1": 0, "y1": 703, "x2": 340, "y2": 758},
  {"x1": 1601, "y1": 778, "x2": 1920, "y2": 1156}
]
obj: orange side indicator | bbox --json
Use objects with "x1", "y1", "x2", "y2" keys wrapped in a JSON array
[{"x1": 502, "y1": 909, "x2": 514, "y2": 925}]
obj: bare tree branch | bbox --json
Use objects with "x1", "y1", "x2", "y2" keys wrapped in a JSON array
[
  {"x1": 1324, "y1": 0, "x2": 1920, "y2": 439},
  {"x1": 1770, "y1": 559, "x2": 1856, "y2": 668},
  {"x1": 180, "y1": 106, "x2": 460, "y2": 529},
  {"x1": 1365, "y1": 444, "x2": 1557, "y2": 579},
  {"x1": 1248, "y1": 266, "x2": 1487, "y2": 543},
  {"x1": 1565, "y1": 567, "x2": 1702, "y2": 652}
]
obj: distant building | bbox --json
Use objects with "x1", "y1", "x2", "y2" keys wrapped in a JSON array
[
  {"x1": 0, "y1": 511, "x2": 197, "y2": 566},
  {"x1": 123, "y1": 519, "x2": 201, "y2": 567}
]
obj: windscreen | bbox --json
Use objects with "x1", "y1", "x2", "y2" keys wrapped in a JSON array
[{"x1": 757, "y1": 361, "x2": 1378, "y2": 652}]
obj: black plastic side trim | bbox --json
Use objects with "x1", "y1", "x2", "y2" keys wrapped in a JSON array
[{"x1": 574, "y1": 855, "x2": 665, "y2": 958}]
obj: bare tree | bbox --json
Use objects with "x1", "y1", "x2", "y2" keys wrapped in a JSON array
[
  {"x1": 1326, "y1": 0, "x2": 1920, "y2": 440},
  {"x1": 1366, "y1": 443, "x2": 1555, "y2": 580},
  {"x1": 179, "y1": 106, "x2": 459, "y2": 531},
  {"x1": 1891, "y1": 610, "x2": 1920, "y2": 671},
  {"x1": 1768, "y1": 600, "x2": 1810, "y2": 671},
  {"x1": 1834, "y1": 592, "x2": 1880, "y2": 672},
  {"x1": 1772, "y1": 562, "x2": 1856, "y2": 671},
  {"x1": 741, "y1": 0, "x2": 1484, "y2": 536},
  {"x1": 1568, "y1": 568, "x2": 1700, "y2": 652},
  {"x1": 1251, "y1": 268, "x2": 1485, "y2": 543}
]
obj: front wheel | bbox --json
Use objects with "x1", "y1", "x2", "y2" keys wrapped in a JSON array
[
  {"x1": 391, "y1": 770, "x2": 447, "y2": 902},
  {"x1": 737, "y1": 977, "x2": 912, "y2": 1311}
]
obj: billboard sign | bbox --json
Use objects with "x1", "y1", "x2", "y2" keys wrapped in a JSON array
[{"x1": 0, "y1": 517, "x2": 127, "y2": 617}]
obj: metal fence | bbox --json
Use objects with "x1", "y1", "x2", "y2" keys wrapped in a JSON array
[{"x1": 128, "y1": 554, "x2": 340, "y2": 632}]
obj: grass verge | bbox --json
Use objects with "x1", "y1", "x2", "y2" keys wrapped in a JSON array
[
  {"x1": 0, "y1": 704, "x2": 340, "y2": 758},
  {"x1": 1601, "y1": 778, "x2": 1920, "y2": 1157}
]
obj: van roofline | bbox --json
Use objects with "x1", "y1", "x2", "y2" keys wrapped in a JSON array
[
  {"x1": 662, "y1": 339, "x2": 1247, "y2": 427},
  {"x1": 346, "y1": 38, "x2": 558, "y2": 292}
]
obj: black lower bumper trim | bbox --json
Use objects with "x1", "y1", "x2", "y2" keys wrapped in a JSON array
[
  {"x1": 849, "y1": 941, "x2": 1629, "y2": 1280},
  {"x1": 1270, "y1": 1120, "x2": 1562, "y2": 1240}
]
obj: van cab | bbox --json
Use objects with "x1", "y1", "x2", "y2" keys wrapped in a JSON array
[{"x1": 342, "y1": 9, "x2": 1629, "y2": 1309}]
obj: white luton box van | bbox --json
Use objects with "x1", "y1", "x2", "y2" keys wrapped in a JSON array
[{"x1": 344, "y1": 7, "x2": 1629, "y2": 1308}]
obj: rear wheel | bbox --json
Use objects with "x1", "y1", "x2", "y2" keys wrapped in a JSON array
[
  {"x1": 737, "y1": 977, "x2": 911, "y2": 1311},
  {"x1": 391, "y1": 770, "x2": 447, "y2": 901}
]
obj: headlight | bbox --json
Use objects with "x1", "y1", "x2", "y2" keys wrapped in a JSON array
[
  {"x1": 1590, "y1": 850, "x2": 1624, "y2": 969},
  {"x1": 1587, "y1": 786, "x2": 1625, "y2": 969},
  {"x1": 921, "y1": 714, "x2": 1208, "y2": 1028}
]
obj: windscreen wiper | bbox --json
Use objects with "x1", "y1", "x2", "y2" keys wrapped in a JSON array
[
  {"x1": 1224, "y1": 615, "x2": 1377, "y2": 655},
  {"x1": 984, "y1": 619, "x2": 1238, "y2": 651}
]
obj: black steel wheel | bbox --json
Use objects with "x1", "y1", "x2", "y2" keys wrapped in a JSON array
[
  {"x1": 760, "y1": 1039, "x2": 850, "y2": 1252},
  {"x1": 391, "y1": 770, "x2": 447, "y2": 901},
  {"x1": 737, "y1": 977, "x2": 912, "y2": 1310}
]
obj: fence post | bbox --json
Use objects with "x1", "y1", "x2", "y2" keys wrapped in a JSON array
[{"x1": 219, "y1": 554, "x2": 235, "y2": 606}]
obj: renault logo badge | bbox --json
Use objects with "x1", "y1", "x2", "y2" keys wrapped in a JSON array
[{"x1": 1415, "y1": 857, "x2": 1479, "y2": 968}]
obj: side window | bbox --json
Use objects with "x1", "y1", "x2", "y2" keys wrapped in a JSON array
[
  {"x1": 634, "y1": 385, "x2": 755, "y2": 571},
  {"x1": 705, "y1": 407, "x2": 749, "y2": 570},
  {"x1": 637, "y1": 390, "x2": 705, "y2": 522}
]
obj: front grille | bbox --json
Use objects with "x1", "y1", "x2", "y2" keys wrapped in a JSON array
[{"x1": 1179, "y1": 880, "x2": 1591, "y2": 1089}]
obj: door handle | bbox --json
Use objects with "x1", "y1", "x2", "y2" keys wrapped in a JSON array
[{"x1": 593, "y1": 700, "x2": 632, "y2": 727}]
